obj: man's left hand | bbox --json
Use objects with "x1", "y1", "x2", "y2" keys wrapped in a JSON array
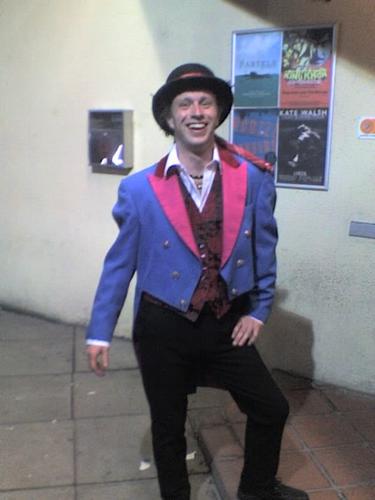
[{"x1": 231, "y1": 316, "x2": 263, "y2": 346}]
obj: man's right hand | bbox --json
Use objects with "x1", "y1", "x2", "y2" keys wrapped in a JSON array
[{"x1": 86, "y1": 345, "x2": 110, "y2": 377}]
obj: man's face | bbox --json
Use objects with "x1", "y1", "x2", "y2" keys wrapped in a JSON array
[{"x1": 167, "y1": 90, "x2": 220, "y2": 154}]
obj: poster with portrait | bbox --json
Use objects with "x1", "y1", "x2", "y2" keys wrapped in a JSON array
[
  {"x1": 277, "y1": 108, "x2": 329, "y2": 186},
  {"x1": 231, "y1": 25, "x2": 336, "y2": 190}
]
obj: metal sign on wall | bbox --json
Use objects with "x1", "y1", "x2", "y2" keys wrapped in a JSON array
[
  {"x1": 88, "y1": 109, "x2": 133, "y2": 176},
  {"x1": 231, "y1": 25, "x2": 337, "y2": 190}
]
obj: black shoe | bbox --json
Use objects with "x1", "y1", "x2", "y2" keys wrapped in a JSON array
[{"x1": 238, "y1": 480, "x2": 309, "y2": 499}]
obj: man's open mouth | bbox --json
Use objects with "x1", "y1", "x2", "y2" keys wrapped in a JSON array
[{"x1": 187, "y1": 123, "x2": 206, "y2": 130}]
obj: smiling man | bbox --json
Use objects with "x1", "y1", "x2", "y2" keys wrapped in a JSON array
[{"x1": 86, "y1": 63, "x2": 309, "y2": 500}]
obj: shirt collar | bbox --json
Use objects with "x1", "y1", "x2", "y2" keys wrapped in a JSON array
[{"x1": 164, "y1": 144, "x2": 221, "y2": 177}]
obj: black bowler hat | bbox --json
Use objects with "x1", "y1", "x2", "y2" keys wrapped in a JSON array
[{"x1": 152, "y1": 63, "x2": 233, "y2": 135}]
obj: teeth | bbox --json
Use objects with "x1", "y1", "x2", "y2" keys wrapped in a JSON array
[{"x1": 188, "y1": 123, "x2": 205, "y2": 129}]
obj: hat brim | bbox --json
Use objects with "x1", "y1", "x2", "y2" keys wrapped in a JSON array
[{"x1": 152, "y1": 76, "x2": 233, "y2": 134}]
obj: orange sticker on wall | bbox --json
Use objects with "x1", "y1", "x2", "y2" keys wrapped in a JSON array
[{"x1": 358, "y1": 117, "x2": 375, "y2": 139}]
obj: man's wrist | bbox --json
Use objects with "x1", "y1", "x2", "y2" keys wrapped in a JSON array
[{"x1": 249, "y1": 315, "x2": 264, "y2": 326}]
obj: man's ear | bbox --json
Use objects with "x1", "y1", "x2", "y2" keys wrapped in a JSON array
[
  {"x1": 215, "y1": 105, "x2": 222, "y2": 128},
  {"x1": 166, "y1": 115, "x2": 175, "y2": 132}
]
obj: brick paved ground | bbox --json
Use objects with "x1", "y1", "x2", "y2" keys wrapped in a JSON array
[
  {"x1": 194, "y1": 371, "x2": 375, "y2": 500},
  {"x1": 1, "y1": 309, "x2": 374, "y2": 499}
]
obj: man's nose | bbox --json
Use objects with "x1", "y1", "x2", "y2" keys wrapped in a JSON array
[{"x1": 191, "y1": 102, "x2": 203, "y2": 116}]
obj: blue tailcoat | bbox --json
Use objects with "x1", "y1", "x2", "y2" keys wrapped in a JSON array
[{"x1": 86, "y1": 145, "x2": 277, "y2": 343}]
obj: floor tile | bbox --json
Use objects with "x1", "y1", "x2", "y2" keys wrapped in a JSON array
[
  {"x1": 312, "y1": 443, "x2": 375, "y2": 486},
  {"x1": 189, "y1": 387, "x2": 232, "y2": 410},
  {"x1": 77, "y1": 479, "x2": 158, "y2": 500},
  {"x1": 77, "y1": 475, "x2": 218, "y2": 500},
  {"x1": 345, "y1": 410, "x2": 375, "y2": 441},
  {"x1": 342, "y1": 484, "x2": 375, "y2": 499},
  {"x1": 186, "y1": 419, "x2": 210, "y2": 475},
  {"x1": 0, "y1": 487, "x2": 74, "y2": 500},
  {"x1": 224, "y1": 399, "x2": 247, "y2": 424},
  {"x1": 281, "y1": 425, "x2": 306, "y2": 452},
  {"x1": 211, "y1": 456, "x2": 242, "y2": 500},
  {"x1": 231, "y1": 421, "x2": 306, "y2": 454},
  {"x1": 321, "y1": 387, "x2": 375, "y2": 412},
  {"x1": 75, "y1": 414, "x2": 156, "y2": 484},
  {"x1": 272, "y1": 370, "x2": 312, "y2": 391},
  {"x1": 308, "y1": 490, "x2": 341, "y2": 499},
  {"x1": 73, "y1": 369, "x2": 148, "y2": 418},
  {"x1": 285, "y1": 389, "x2": 334, "y2": 416},
  {"x1": 0, "y1": 311, "x2": 73, "y2": 341},
  {"x1": 231, "y1": 421, "x2": 246, "y2": 448},
  {"x1": 291, "y1": 414, "x2": 364, "y2": 448},
  {"x1": 0, "y1": 338, "x2": 73, "y2": 376},
  {"x1": 75, "y1": 414, "x2": 207, "y2": 484},
  {"x1": 200, "y1": 425, "x2": 243, "y2": 461},
  {"x1": 0, "y1": 374, "x2": 71, "y2": 424},
  {"x1": 0, "y1": 421, "x2": 74, "y2": 490},
  {"x1": 188, "y1": 406, "x2": 226, "y2": 433},
  {"x1": 278, "y1": 451, "x2": 330, "y2": 490},
  {"x1": 189, "y1": 474, "x2": 221, "y2": 500}
]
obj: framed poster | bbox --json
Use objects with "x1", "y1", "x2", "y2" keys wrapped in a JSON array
[{"x1": 231, "y1": 25, "x2": 337, "y2": 190}]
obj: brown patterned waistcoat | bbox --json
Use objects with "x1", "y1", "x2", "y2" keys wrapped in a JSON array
[{"x1": 179, "y1": 170, "x2": 231, "y2": 320}]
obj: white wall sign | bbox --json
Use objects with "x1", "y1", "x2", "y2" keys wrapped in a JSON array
[{"x1": 358, "y1": 117, "x2": 375, "y2": 140}]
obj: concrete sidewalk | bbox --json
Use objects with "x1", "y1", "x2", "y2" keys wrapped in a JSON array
[{"x1": 0, "y1": 310, "x2": 374, "y2": 500}]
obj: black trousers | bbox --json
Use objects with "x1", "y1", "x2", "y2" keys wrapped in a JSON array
[{"x1": 133, "y1": 299, "x2": 289, "y2": 500}]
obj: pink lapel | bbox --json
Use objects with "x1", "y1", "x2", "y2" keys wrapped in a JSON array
[
  {"x1": 148, "y1": 157, "x2": 199, "y2": 258},
  {"x1": 220, "y1": 149, "x2": 247, "y2": 267}
]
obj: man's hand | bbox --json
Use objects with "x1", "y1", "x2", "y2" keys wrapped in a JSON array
[
  {"x1": 231, "y1": 316, "x2": 263, "y2": 346},
  {"x1": 86, "y1": 345, "x2": 110, "y2": 376}
]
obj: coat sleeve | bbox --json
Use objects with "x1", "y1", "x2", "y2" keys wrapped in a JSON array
[
  {"x1": 86, "y1": 181, "x2": 140, "y2": 343},
  {"x1": 248, "y1": 171, "x2": 278, "y2": 323}
]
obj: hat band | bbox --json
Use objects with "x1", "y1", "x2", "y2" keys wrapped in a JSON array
[{"x1": 175, "y1": 71, "x2": 207, "y2": 80}]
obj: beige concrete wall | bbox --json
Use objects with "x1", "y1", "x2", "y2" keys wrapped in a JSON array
[
  {"x1": 0, "y1": 0, "x2": 374, "y2": 392},
  {"x1": 254, "y1": 0, "x2": 375, "y2": 394}
]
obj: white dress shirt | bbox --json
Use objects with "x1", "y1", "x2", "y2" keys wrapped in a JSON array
[{"x1": 165, "y1": 144, "x2": 220, "y2": 212}]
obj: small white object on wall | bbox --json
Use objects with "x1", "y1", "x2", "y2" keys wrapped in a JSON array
[{"x1": 357, "y1": 116, "x2": 375, "y2": 140}]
